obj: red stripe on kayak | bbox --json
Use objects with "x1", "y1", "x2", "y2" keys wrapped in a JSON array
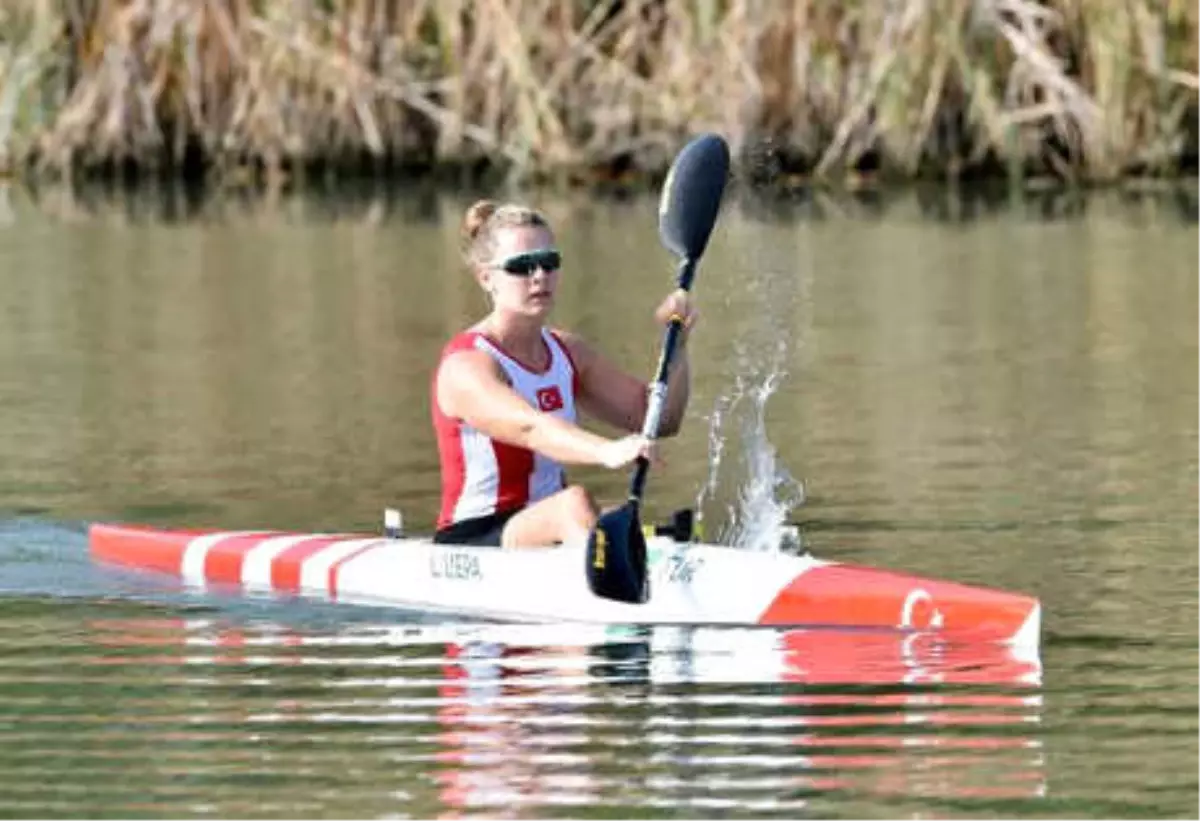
[
  {"x1": 328, "y1": 542, "x2": 386, "y2": 600},
  {"x1": 759, "y1": 563, "x2": 1037, "y2": 642},
  {"x1": 89, "y1": 524, "x2": 206, "y2": 575},
  {"x1": 270, "y1": 537, "x2": 346, "y2": 592},
  {"x1": 202, "y1": 534, "x2": 280, "y2": 585}
]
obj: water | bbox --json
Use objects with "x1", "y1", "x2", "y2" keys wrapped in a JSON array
[
  {"x1": 0, "y1": 181, "x2": 1195, "y2": 818},
  {"x1": 0, "y1": 603, "x2": 1046, "y2": 818}
]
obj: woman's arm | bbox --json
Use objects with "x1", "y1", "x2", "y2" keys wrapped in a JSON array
[
  {"x1": 558, "y1": 330, "x2": 692, "y2": 438},
  {"x1": 564, "y1": 287, "x2": 697, "y2": 436},
  {"x1": 436, "y1": 349, "x2": 652, "y2": 467}
]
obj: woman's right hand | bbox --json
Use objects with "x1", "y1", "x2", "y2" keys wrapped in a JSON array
[{"x1": 599, "y1": 435, "x2": 660, "y2": 470}]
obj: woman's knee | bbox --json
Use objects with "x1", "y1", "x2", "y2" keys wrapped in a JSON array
[{"x1": 561, "y1": 484, "x2": 598, "y2": 521}]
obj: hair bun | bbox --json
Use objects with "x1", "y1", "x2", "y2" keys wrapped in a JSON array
[
  {"x1": 459, "y1": 199, "x2": 548, "y2": 269},
  {"x1": 462, "y1": 200, "x2": 499, "y2": 244}
]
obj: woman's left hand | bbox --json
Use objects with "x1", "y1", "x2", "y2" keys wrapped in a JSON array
[{"x1": 654, "y1": 288, "x2": 699, "y2": 332}]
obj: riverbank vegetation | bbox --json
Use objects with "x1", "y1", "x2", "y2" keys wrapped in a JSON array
[{"x1": 0, "y1": 0, "x2": 1196, "y2": 189}]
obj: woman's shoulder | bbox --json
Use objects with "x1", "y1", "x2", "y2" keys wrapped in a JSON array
[
  {"x1": 546, "y1": 326, "x2": 589, "y2": 351},
  {"x1": 547, "y1": 327, "x2": 600, "y2": 377},
  {"x1": 438, "y1": 327, "x2": 487, "y2": 357},
  {"x1": 438, "y1": 328, "x2": 505, "y2": 375}
]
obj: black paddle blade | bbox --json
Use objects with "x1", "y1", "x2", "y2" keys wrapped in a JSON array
[
  {"x1": 585, "y1": 504, "x2": 648, "y2": 604},
  {"x1": 658, "y1": 133, "x2": 731, "y2": 262}
]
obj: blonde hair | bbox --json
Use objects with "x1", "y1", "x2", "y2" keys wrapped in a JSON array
[{"x1": 460, "y1": 199, "x2": 550, "y2": 269}]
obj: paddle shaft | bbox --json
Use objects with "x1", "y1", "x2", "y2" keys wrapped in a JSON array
[
  {"x1": 586, "y1": 133, "x2": 727, "y2": 605},
  {"x1": 628, "y1": 257, "x2": 696, "y2": 501}
]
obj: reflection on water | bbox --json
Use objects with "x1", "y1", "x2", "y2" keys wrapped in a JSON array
[{"x1": 16, "y1": 610, "x2": 1042, "y2": 819}]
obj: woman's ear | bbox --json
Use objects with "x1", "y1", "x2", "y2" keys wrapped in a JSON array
[{"x1": 476, "y1": 267, "x2": 494, "y2": 296}]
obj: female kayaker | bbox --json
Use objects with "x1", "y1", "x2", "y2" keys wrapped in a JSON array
[{"x1": 432, "y1": 199, "x2": 696, "y2": 548}]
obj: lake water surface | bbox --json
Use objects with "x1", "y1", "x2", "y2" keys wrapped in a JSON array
[{"x1": 0, "y1": 181, "x2": 1195, "y2": 818}]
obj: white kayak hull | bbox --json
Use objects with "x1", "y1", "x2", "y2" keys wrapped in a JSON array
[{"x1": 89, "y1": 523, "x2": 1041, "y2": 646}]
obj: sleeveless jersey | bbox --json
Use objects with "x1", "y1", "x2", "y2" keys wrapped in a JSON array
[{"x1": 433, "y1": 328, "x2": 579, "y2": 529}]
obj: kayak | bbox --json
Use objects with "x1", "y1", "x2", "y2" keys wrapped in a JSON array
[
  {"x1": 89, "y1": 517, "x2": 1040, "y2": 646},
  {"x1": 86, "y1": 140, "x2": 1040, "y2": 649}
]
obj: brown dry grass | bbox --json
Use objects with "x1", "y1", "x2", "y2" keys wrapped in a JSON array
[{"x1": 0, "y1": 0, "x2": 1195, "y2": 186}]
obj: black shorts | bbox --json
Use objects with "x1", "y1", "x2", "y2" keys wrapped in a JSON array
[{"x1": 433, "y1": 509, "x2": 521, "y2": 547}]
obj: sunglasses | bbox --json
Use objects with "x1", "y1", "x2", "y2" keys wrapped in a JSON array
[{"x1": 490, "y1": 248, "x2": 562, "y2": 276}]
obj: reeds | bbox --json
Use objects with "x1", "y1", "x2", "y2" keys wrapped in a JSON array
[{"x1": 0, "y1": 0, "x2": 1195, "y2": 186}]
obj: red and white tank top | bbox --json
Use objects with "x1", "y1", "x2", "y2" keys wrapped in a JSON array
[{"x1": 433, "y1": 328, "x2": 579, "y2": 529}]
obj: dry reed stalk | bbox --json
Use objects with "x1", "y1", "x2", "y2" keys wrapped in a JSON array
[
  {"x1": 2, "y1": 0, "x2": 1195, "y2": 185},
  {"x1": 0, "y1": 0, "x2": 63, "y2": 172}
]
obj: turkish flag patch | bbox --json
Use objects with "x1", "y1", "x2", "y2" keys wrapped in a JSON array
[{"x1": 536, "y1": 386, "x2": 564, "y2": 412}]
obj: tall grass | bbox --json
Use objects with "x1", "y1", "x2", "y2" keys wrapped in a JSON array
[{"x1": 0, "y1": 0, "x2": 1195, "y2": 185}]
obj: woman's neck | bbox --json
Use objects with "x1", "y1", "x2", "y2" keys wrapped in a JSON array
[{"x1": 478, "y1": 313, "x2": 547, "y2": 366}]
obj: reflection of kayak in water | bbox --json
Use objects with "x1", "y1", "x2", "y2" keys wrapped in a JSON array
[
  {"x1": 423, "y1": 623, "x2": 1043, "y2": 689},
  {"x1": 89, "y1": 520, "x2": 1040, "y2": 646},
  {"x1": 424, "y1": 624, "x2": 1045, "y2": 810},
  {"x1": 83, "y1": 616, "x2": 1046, "y2": 811}
]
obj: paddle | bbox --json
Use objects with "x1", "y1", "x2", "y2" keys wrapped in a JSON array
[{"x1": 585, "y1": 133, "x2": 731, "y2": 604}]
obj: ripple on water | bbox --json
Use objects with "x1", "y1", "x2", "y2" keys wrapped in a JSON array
[{"x1": 0, "y1": 604, "x2": 1062, "y2": 818}]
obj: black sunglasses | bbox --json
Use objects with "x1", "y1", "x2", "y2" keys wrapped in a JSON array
[{"x1": 490, "y1": 248, "x2": 562, "y2": 276}]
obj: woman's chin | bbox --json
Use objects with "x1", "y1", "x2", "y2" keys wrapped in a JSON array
[{"x1": 525, "y1": 298, "x2": 554, "y2": 316}]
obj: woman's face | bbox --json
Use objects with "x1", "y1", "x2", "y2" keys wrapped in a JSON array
[{"x1": 479, "y1": 225, "x2": 560, "y2": 320}]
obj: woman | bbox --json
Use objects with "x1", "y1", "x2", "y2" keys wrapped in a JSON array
[{"x1": 432, "y1": 199, "x2": 696, "y2": 548}]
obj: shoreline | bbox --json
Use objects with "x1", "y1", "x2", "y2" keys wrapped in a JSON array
[
  {"x1": 5, "y1": 170, "x2": 1195, "y2": 231},
  {"x1": 5, "y1": 153, "x2": 1197, "y2": 208}
]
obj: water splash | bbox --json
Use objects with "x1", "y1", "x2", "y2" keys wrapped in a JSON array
[{"x1": 696, "y1": 336, "x2": 806, "y2": 552}]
